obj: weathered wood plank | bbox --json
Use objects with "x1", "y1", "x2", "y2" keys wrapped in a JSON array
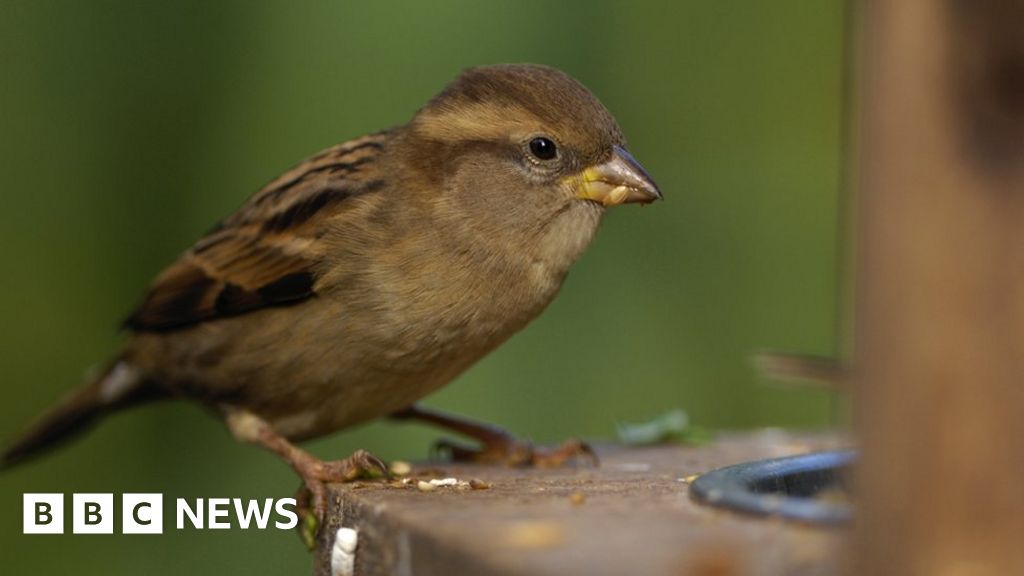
[{"x1": 314, "y1": 432, "x2": 845, "y2": 576}]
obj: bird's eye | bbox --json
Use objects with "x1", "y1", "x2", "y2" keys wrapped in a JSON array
[{"x1": 528, "y1": 137, "x2": 558, "y2": 161}]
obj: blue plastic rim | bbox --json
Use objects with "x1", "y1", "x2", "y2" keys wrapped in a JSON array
[{"x1": 689, "y1": 450, "x2": 856, "y2": 526}]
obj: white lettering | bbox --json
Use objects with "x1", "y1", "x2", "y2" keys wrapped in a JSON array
[
  {"x1": 233, "y1": 498, "x2": 273, "y2": 529},
  {"x1": 176, "y1": 498, "x2": 203, "y2": 529},
  {"x1": 208, "y1": 498, "x2": 230, "y2": 529},
  {"x1": 275, "y1": 498, "x2": 298, "y2": 530}
]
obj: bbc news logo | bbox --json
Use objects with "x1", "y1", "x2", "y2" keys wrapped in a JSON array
[{"x1": 23, "y1": 494, "x2": 298, "y2": 534}]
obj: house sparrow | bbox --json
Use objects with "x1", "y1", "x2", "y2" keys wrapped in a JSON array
[{"x1": 3, "y1": 64, "x2": 661, "y2": 518}]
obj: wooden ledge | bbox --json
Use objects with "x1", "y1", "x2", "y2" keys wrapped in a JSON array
[{"x1": 314, "y1": 431, "x2": 847, "y2": 576}]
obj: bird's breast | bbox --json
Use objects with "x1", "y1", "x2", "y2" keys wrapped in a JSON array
[{"x1": 351, "y1": 250, "x2": 563, "y2": 376}]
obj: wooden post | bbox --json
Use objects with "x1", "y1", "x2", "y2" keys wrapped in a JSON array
[{"x1": 855, "y1": 1, "x2": 1024, "y2": 574}]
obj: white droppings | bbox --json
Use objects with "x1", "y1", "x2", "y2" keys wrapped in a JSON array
[
  {"x1": 416, "y1": 477, "x2": 471, "y2": 491},
  {"x1": 331, "y1": 527, "x2": 358, "y2": 576},
  {"x1": 99, "y1": 362, "x2": 140, "y2": 403}
]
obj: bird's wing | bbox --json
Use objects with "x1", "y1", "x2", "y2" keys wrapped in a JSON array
[{"x1": 123, "y1": 132, "x2": 390, "y2": 331}]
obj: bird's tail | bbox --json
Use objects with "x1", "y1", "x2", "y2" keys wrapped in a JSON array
[{"x1": 2, "y1": 359, "x2": 162, "y2": 470}]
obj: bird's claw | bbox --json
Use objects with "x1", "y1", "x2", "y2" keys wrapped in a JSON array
[
  {"x1": 317, "y1": 449, "x2": 388, "y2": 482},
  {"x1": 293, "y1": 449, "x2": 389, "y2": 548},
  {"x1": 533, "y1": 438, "x2": 599, "y2": 468}
]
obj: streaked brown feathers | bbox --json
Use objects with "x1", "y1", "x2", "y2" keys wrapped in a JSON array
[{"x1": 123, "y1": 132, "x2": 391, "y2": 331}]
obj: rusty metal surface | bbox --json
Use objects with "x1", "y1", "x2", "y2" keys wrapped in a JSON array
[{"x1": 314, "y1": 431, "x2": 848, "y2": 576}]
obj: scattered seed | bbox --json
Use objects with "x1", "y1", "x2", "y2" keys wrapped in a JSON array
[
  {"x1": 568, "y1": 492, "x2": 586, "y2": 505},
  {"x1": 417, "y1": 481, "x2": 437, "y2": 492},
  {"x1": 389, "y1": 461, "x2": 412, "y2": 476}
]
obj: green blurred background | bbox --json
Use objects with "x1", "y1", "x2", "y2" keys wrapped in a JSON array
[{"x1": 0, "y1": 0, "x2": 843, "y2": 573}]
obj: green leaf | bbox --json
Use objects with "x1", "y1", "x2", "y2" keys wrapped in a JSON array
[{"x1": 616, "y1": 409, "x2": 713, "y2": 446}]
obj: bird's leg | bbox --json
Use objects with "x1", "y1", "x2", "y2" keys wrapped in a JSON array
[
  {"x1": 390, "y1": 405, "x2": 597, "y2": 467},
  {"x1": 224, "y1": 410, "x2": 387, "y2": 522}
]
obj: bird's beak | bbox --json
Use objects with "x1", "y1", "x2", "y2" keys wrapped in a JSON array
[{"x1": 572, "y1": 145, "x2": 663, "y2": 206}]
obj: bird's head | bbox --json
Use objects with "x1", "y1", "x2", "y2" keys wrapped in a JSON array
[{"x1": 399, "y1": 64, "x2": 661, "y2": 272}]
